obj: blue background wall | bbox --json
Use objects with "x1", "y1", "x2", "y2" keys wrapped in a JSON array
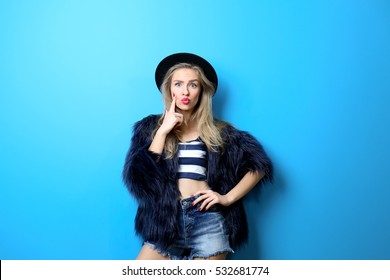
[{"x1": 1, "y1": 0, "x2": 389, "y2": 260}]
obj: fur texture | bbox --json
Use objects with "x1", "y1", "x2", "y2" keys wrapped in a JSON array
[{"x1": 123, "y1": 114, "x2": 273, "y2": 250}]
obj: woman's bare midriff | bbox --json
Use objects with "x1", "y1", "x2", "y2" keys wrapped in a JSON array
[{"x1": 178, "y1": 178, "x2": 210, "y2": 199}]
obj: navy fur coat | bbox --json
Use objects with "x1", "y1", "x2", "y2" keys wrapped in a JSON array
[{"x1": 122, "y1": 114, "x2": 273, "y2": 250}]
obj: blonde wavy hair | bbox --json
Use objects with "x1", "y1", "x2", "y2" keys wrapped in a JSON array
[{"x1": 153, "y1": 63, "x2": 225, "y2": 159}]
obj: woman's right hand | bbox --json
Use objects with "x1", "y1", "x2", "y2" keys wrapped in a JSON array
[
  {"x1": 158, "y1": 98, "x2": 183, "y2": 135},
  {"x1": 149, "y1": 98, "x2": 183, "y2": 155}
]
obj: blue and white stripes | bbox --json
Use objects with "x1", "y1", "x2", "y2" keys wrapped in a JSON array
[{"x1": 177, "y1": 139, "x2": 207, "y2": 181}]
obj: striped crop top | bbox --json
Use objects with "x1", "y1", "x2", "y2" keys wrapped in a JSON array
[{"x1": 177, "y1": 138, "x2": 207, "y2": 181}]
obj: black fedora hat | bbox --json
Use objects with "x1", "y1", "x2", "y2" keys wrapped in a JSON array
[{"x1": 155, "y1": 53, "x2": 218, "y2": 94}]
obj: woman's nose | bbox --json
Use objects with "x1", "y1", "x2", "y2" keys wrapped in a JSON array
[{"x1": 182, "y1": 85, "x2": 189, "y2": 95}]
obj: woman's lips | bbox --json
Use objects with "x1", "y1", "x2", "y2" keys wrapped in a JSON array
[{"x1": 181, "y1": 98, "x2": 190, "y2": 105}]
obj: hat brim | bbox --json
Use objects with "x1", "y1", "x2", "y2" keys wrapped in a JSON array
[{"x1": 155, "y1": 53, "x2": 218, "y2": 94}]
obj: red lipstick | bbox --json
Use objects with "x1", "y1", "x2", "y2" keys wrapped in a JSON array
[{"x1": 181, "y1": 98, "x2": 190, "y2": 105}]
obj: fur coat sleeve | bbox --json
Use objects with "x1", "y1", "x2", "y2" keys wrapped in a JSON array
[
  {"x1": 221, "y1": 123, "x2": 273, "y2": 185},
  {"x1": 122, "y1": 114, "x2": 164, "y2": 203}
]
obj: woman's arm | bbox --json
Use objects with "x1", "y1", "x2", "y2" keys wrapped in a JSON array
[
  {"x1": 148, "y1": 98, "x2": 183, "y2": 154},
  {"x1": 122, "y1": 115, "x2": 166, "y2": 201},
  {"x1": 224, "y1": 170, "x2": 264, "y2": 205},
  {"x1": 192, "y1": 170, "x2": 265, "y2": 211}
]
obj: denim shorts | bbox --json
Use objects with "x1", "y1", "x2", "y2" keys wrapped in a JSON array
[{"x1": 145, "y1": 195, "x2": 234, "y2": 260}]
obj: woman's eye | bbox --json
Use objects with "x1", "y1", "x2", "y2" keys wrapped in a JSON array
[
  {"x1": 190, "y1": 83, "x2": 198, "y2": 88},
  {"x1": 174, "y1": 82, "x2": 181, "y2": 87}
]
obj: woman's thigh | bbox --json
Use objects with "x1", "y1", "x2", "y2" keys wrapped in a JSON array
[
  {"x1": 136, "y1": 244, "x2": 170, "y2": 260},
  {"x1": 193, "y1": 252, "x2": 228, "y2": 260}
]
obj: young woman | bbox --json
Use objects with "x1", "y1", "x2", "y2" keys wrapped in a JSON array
[{"x1": 123, "y1": 53, "x2": 273, "y2": 260}]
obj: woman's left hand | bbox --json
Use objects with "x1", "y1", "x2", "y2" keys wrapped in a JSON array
[{"x1": 191, "y1": 190, "x2": 231, "y2": 211}]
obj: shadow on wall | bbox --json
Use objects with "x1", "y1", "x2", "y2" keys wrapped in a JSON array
[{"x1": 229, "y1": 161, "x2": 285, "y2": 260}]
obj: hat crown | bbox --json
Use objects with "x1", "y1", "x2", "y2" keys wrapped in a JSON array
[{"x1": 155, "y1": 53, "x2": 218, "y2": 95}]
